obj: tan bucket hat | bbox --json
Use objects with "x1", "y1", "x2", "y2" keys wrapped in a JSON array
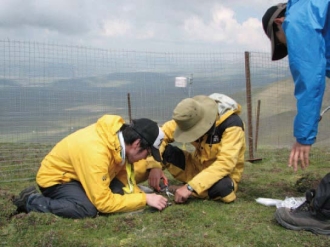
[{"x1": 173, "y1": 95, "x2": 218, "y2": 143}]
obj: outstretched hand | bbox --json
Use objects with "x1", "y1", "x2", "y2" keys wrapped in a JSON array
[
  {"x1": 174, "y1": 185, "x2": 192, "y2": 204},
  {"x1": 145, "y1": 193, "x2": 168, "y2": 210},
  {"x1": 288, "y1": 142, "x2": 312, "y2": 172}
]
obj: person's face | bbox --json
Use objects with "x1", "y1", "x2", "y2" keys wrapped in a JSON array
[
  {"x1": 274, "y1": 17, "x2": 286, "y2": 45},
  {"x1": 126, "y1": 139, "x2": 151, "y2": 164}
]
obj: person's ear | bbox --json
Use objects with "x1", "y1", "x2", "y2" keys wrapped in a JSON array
[
  {"x1": 132, "y1": 139, "x2": 141, "y2": 149},
  {"x1": 274, "y1": 17, "x2": 284, "y2": 25}
]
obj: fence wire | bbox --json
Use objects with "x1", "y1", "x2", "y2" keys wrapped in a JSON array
[{"x1": 0, "y1": 40, "x2": 329, "y2": 182}]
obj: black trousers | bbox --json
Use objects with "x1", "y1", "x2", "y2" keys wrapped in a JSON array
[{"x1": 27, "y1": 179, "x2": 124, "y2": 219}]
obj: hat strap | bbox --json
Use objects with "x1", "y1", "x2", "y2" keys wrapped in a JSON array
[{"x1": 117, "y1": 131, "x2": 126, "y2": 166}]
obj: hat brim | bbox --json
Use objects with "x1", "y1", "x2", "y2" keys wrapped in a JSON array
[
  {"x1": 151, "y1": 146, "x2": 162, "y2": 162},
  {"x1": 265, "y1": 3, "x2": 288, "y2": 61},
  {"x1": 174, "y1": 95, "x2": 218, "y2": 143},
  {"x1": 270, "y1": 31, "x2": 288, "y2": 61}
]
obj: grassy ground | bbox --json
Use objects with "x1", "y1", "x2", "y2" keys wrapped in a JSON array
[{"x1": 1, "y1": 147, "x2": 330, "y2": 246}]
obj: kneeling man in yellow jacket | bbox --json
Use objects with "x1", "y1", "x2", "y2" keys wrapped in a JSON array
[
  {"x1": 12, "y1": 115, "x2": 168, "y2": 219},
  {"x1": 135, "y1": 94, "x2": 246, "y2": 204}
]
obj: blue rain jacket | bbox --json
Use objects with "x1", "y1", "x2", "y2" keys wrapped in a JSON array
[{"x1": 283, "y1": 0, "x2": 330, "y2": 145}]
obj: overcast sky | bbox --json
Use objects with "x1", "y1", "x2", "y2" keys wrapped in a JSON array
[{"x1": 0, "y1": 0, "x2": 281, "y2": 53}]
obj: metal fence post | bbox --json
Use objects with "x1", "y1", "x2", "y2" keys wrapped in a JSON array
[{"x1": 245, "y1": 51, "x2": 262, "y2": 162}]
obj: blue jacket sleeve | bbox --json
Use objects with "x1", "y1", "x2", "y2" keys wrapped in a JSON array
[{"x1": 284, "y1": 0, "x2": 330, "y2": 145}]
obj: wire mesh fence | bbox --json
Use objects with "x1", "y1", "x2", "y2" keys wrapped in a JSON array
[{"x1": 1, "y1": 40, "x2": 329, "y2": 182}]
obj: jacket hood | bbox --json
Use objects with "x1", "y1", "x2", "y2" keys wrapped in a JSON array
[
  {"x1": 209, "y1": 93, "x2": 240, "y2": 115},
  {"x1": 208, "y1": 93, "x2": 241, "y2": 123},
  {"x1": 217, "y1": 104, "x2": 242, "y2": 124},
  {"x1": 96, "y1": 115, "x2": 125, "y2": 151}
]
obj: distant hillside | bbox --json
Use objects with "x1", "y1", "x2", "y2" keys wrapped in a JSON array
[
  {"x1": 235, "y1": 78, "x2": 330, "y2": 148},
  {"x1": 1, "y1": 71, "x2": 330, "y2": 148}
]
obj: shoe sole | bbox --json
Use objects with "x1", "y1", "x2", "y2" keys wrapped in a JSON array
[
  {"x1": 275, "y1": 211, "x2": 330, "y2": 235},
  {"x1": 13, "y1": 186, "x2": 38, "y2": 206}
]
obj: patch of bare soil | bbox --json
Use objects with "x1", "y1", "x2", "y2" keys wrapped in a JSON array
[{"x1": 294, "y1": 173, "x2": 322, "y2": 193}]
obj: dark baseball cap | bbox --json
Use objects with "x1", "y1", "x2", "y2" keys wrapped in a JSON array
[
  {"x1": 262, "y1": 3, "x2": 287, "y2": 61},
  {"x1": 131, "y1": 118, "x2": 164, "y2": 162}
]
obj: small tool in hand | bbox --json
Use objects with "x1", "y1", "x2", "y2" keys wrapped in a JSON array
[{"x1": 161, "y1": 176, "x2": 174, "y2": 199}]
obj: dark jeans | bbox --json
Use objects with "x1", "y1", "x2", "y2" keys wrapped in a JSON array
[{"x1": 27, "y1": 179, "x2": 124, "y2": 219}]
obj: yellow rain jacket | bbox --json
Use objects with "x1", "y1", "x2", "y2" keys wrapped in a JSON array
[
  {"x1": 134, "y1": 104, "x2": 246, "y2": 198},
  {"x1": 36, "y1": 115, "x2": 146, "y2": 213},
  {"x1": 161, "y1": 104, "x2": 245, "y2": 198}
]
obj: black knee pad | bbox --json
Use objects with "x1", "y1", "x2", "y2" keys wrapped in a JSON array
[
  {"x1": 162, "y1": 144, "x2": 186, "y2": 170},
  {"x1": 208, "y1": 176, "x2": 234, "y2": 199}
]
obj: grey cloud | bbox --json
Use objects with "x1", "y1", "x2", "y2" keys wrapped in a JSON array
[
  {"x1": 0, "y1": 0, "x2": 277, "y2": 52},
  {"x1": 0, "y1": 0, "x2": 92, "y2": 35}
]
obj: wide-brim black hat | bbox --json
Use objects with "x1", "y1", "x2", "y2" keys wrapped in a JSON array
[{"x1": 262, "y1": 3, "x2": 287, "y2": 61}]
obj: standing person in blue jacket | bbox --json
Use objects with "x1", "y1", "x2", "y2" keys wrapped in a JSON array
[{"x1": 262, "y1": 1, "x2": 330, "y2": 235}]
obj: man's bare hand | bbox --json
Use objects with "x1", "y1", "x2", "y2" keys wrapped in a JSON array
[
  {"x1": 145, "y1": 193, "x2": 168, "y2": 210},
  {"x1": 174, "y1": 185, "x2": 192, "y2": 204},
  {"x1": 148, "y1": 168, "x2": 167, "y2": 191},
  {"x1": 288, "y1": 142, "x2": 312, "y2": 172}
]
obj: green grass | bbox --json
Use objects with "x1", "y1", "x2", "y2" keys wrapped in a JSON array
[{"x1": 1, "y1": 146, "x2": 330, "y2": 246}]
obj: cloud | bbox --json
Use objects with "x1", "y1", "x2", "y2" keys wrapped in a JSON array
[
  {"x1": 0, "y1": 0, "x2": 92, "y2": 35},
  {"x1": 182, "y1": 6, "x2": 238, "y2": 41},
  {"x1": 183, "y1": 5, "x2": 269, "y2": 51},
  {"x1": 136, "y1": 28, "x2": 155, "y2": 40},
  {"x1": 237, "y1": 18, "x2": 267, "y2": 48},
  {"x1": 0, "y1": 0, "x2": 277, "y2": 52},
  {"x1": 102, "y1": 19, "x2": 131, "y2": 37}
]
